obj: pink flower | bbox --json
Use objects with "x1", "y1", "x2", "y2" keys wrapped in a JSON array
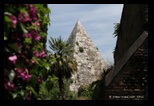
[
  {"x1": 36, "y1": 21, "x2": 40, "y2": 26},
  {"x1": 15, "y1": 68, "x2": 31, "y2": 82},
  {"x1": 34, "y1": 35, "x2": 41, "y2": 41},
  {"x1": 16, "y1": 42, "x2": 22, "y2": 49},
  {"x1": 39, "y1": 50, "x2": 47, "y2": 58},
  {"x1": 22, "y1": 74, "x2": 31, "y2": 82},
  {"x1": 18, "y1": 12, "x2": 31, "y2": 23},
  {"x1": 8, "y1": 55, "x2": 17, "y2": 64},
  {"x1": 21, "y1": 54, "x2": 26, "y2": 59},
  {"x1": 17, "y1": 37, "x2": 21, "y2": 41},
  {"x1": 26, "y1": 30, "x2": 41, "y2": 41},
  {"x1": 23, "y1": 33, "x2": 27, "y2": 38},
  {"x1": 31, "y1": 30, "x2": 41, "y2": 41},
  {"x1": 33, "y1": 50, "x2": 39, "y2": 57},
  {"x1": 4, "y1": 77, "x2": 15, "y2": 91},
  {"x1": 27, "y1": 33, "x2": 32, "y2": 39},
  {"x1": 31, "y1": 60, "x2": 35, "y2": 64},
  {"x1": 15, "y1": 68, "x2": 24, "y2": 78},
  {"x1": 8, "y1": 15, "x2": 17, "y2": 29},
  {"x1": 29, "y1": 5, "x2": 38, "y2": 21},
  {"x1": 37, "y1": 76, "x2": 42, "y2": 83},
  {"x1": 9, "y1": 15, "x2": 17, "y2": 24},
  {"x1": 4, "y1": 81, "x2": 15, "y2": 90},
  {"x1": 33, "y1": 50, "x2": 47, "y2": 58}
]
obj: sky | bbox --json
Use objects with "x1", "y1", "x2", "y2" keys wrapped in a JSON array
[{"x1": 46, "y1": 4, "x2": 123, "y2": 64}]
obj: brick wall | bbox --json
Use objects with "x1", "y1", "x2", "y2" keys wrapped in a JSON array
[
  {"x1": 105, "y1": 38, "x2": 148, "y2": 100},
  {"x1": 114, "y1": 4, "x2": 147, "y2": 64}
]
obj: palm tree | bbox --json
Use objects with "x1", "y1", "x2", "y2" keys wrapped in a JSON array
[{"x1": 48, "y1": 36, "x2": 77, "y2": 100}]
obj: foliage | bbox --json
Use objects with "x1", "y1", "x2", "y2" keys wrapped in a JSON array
[
  {"x1": 63, "y1": 79, "x2": 78, "y2": 100},
  {"x1": 90, "y1": 75, "x2": 106, "y2": 100},
  {"x1": 4, "y1": 4, "x2": 51, "y2": 100},
  {"x1": 38, "y1": 75, "x2": 60, "y2": 100},
  {"x1": 113, "y1": 23, "x2": 120, "y2": 37},
  {"x1": 78, "y1": 85, "x2": 93, "y2": 100},
  {"x1": 79, "y1": 46, "x2": 84, "y2": 53},
  {"x1": 48, "y1": 36, "x2": 77, "y2": 100},
  {"x1": 78, "y1": 66, "x2": 113, "y2": 100},
  {"x1": 76, "y1": 41, "x2": 79, "y2": 46},
  {"x1": 39, "y1": 78, "x2": 77, "y2": 100}
]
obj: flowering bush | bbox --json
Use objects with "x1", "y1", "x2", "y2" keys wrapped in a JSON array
[{"x1": 4, "y1": 4, "x2": 51, "y2": 100}]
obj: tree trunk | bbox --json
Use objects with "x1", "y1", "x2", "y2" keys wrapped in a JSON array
[{"x1": 58, "y1": 71, "x2": 66, "y2": 100}]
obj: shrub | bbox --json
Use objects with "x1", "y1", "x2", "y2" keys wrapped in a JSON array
[
  {"x1": 76, "y1": 42, "x2": 79, "y2": 45},
  {"x1": 113, "y1": 23, "x2": 120, "y2": 37},
  {"x1": 78, "y1": 84, "x2": 93, "y2": 100},
  {"x1": 4, "y1": 4, "x2": 51, "y2": 100},
  {"x1": 79, "y1": 47, "x2": 84, "y2": 53},
  {"x1": 39, "y1": 78, "x2": 77, "y2": 100},
  {"x1": 77, "y1": 66, "x2": 113, "y2": 100}
]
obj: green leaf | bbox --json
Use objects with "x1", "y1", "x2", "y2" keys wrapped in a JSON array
[
  {"x1": 59, "y1": 61, "x2": 62, "y2": 66},
  {"x1": 20, "y1": 90, "x2": 24, "y2": 97},
  {"x1": 51, "y1": 75, "x2": 59, "y2": 81},
  {"x1": 37, "y1": 42, "x2": 43, "y2": 49},
  {"x1": 45, "y1": 66, "x2": 50, "y2": 71},
  {"x1": 5, "y1": 47, "x2": 10, "y2": 53},
  {"x1": 44, "y1": 75, "x2": 58, "y2": 92},
  {"x1": 8, "y1": 43, "x2": 18, "y2": 53},
  {"x1": 24, "y1": 37, "x2": 32, "y2": 44},
  {"x1": 45, "y1": 80, "x2": 54, "y2": 92},
  {"x1": 30, "y1": 65, "x2": 38, "y2": 74},
  {"x1": 12, "y1": 93, "x2": 17, "y2": 99},
  {"x1": 4, "y1": 15, "x2": 11, "y2": 23},
  {"x1": 8, "y1": 70, "x2": 15, "y2": 82},
  {"x1": 4, "y1": 12, "x2": 12, "y2": 16},
  {"x1": 16, "y1": 61, "x2": 25, "y2": 69},
  {"x1": 20, "y1": 23, "x2": 28, "y2": 33},
  {"x1": 30, "y1": 75, "x2": 37, "y2": 85},
  {"x1": 39, "y1": 67, "x2": 47, "y2": 77},
  {"x1": 4, "y1": 36, "x2": 8, "y2": 40},
  {"x1": 26, "y1": 86, "x2": 37, "y2": 97},
  {"x1": 37, "y1": 98, "x2": 42, "y2": 100}
]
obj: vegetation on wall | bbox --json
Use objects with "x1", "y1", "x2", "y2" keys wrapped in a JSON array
[
  {"x1": 76, "y1": 41, "x2": 79, "y2": 45},
  {"x1": 77, "y1": 65, "x2": 113, "y2": 100},
  {"x1": 113, "y1": 23, "x2": 120, "y2": 37},
  {"x1": 113, "y1": 23, "x2": 120, "y2": 59},
  {"x1": 79, "y1": 46, "x2": 84, "y2": 53}
]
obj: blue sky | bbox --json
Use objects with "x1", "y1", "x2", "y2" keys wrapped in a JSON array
[{"x1": 46, "y1": 4, "x2": 123, "y2": 64}]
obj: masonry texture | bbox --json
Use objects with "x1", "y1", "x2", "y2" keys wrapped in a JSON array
[
  {"x1": 114, "y1": 4, "x2": 148, "y2": 64},
  {"x1": 105, "y1": 4, "x2": 148, "y2": 100},
  {"x1": 67, "y1": 20, "x2": 107, "y2": 92}
]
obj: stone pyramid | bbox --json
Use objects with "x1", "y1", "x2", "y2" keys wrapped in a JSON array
[{"x1": 67, "y1": 20, "x2": 107, "y2": 92}]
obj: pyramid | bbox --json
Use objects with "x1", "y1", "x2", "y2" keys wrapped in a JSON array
[{"x1": 67, "y1": 20, "x2": 107, "y2": 92}]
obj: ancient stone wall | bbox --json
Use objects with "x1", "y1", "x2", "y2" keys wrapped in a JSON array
[{"x1": 67, "y1": 21, "x2": 107, "y2": 92}]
